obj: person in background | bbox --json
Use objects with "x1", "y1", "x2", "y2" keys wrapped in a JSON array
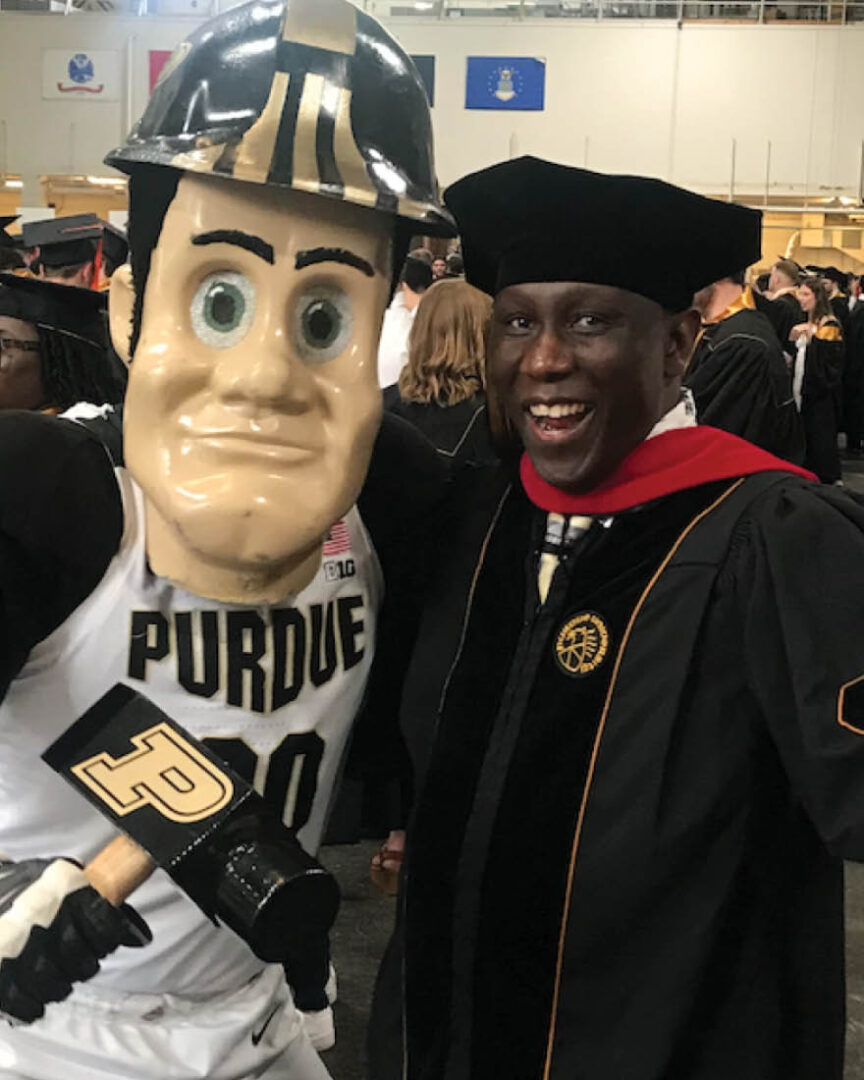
[
  {"x1": 377, "y1": 254, "x2": 434, "y2": 388},
  {"x1": 22, "y1": 214, "x2": 105, "y2": 289},
  {"x1": 845, "y1": 281, "x2": 864, "y2": 458},
  {"x1": 371, "y1": 279, "x2": 494, "y2": 893},
  {"x1": 823, "y1": 266, "x2": 851, "y2": 339},
  {"x1": 431, "y1": 255, "x2": 447, "y2": 281},
  {"x1": 791, "y1": 275, "x2": 845, "y2": 482},
  {"x1": 754, "y1": 271, "x2": 771, "y2": 294},
  {"x1": 385, "y1": 278, "x2": 495, "y2": 464},
  {"x1": 848, "y1": 274, "x2": 861, "y2": 312},
  {"x1": 768, "y1": 258, "x2": 804, "y2": 316},
  {"x1": 0, "y1": 273, "x2": 125, "y2": 413},
  {"x1": 688, "y1": 269, "x2": 803, "y2": 462},
  {"x1": 445, "y1": 252, "x2": 464, "y2": 278},
  {"x1": 407, "y1": 246, "x2": 433, "y2": 267},
  {"x1": 0, "y1": 217, "x2": 26, "y2": 274},
  {"x1": 100, "y1": 222, "x2": 129, "y2": 282}
]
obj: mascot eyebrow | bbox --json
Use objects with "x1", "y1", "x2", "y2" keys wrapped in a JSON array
[
  {"x1": 295, "y1": 248, "x2": 375, "y2": 277},
  {"x1": 192, "y1": 230, "x2": 275, "y2": 265},
  {"x1": 189, "y1": 235, "x2": 375, "y2": 279}
]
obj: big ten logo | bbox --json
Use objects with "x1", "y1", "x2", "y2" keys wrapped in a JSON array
[
  {"x1": 72, "y1": 723, "x2": 234, "y2": 824},
  {"x1": 127, "y1": 598, "x2": 367, "y2": 715},
  {"x1": 324, "y1": 558, "x2": 356, "y2": 583}
]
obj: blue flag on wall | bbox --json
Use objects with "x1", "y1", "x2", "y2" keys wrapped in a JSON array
[
  {"x1": 411, "y1": 55, "x2": 436, "y2": 107},
  {"x1": 465, "y1": 57, "x2": 546, "y2": 111}
]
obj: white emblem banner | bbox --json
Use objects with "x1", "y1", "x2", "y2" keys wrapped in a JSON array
[{"x1": 42, "y1": 50, "x2": 121, "y2": 101}]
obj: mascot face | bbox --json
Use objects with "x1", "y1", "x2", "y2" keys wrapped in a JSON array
[{"x1": 120, "y1": 172, "x2": 391, "y2": 603}]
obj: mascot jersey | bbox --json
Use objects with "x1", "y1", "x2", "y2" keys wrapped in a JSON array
[{"x1": 0, "y1": 409, "x2": 437, "y2": 999}]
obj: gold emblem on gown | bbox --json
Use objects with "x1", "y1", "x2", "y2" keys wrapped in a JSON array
[{"x1": 555, "y1": 612, "x2": 610, "y2": 677}]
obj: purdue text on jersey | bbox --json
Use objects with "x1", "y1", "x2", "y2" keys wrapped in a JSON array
[{"x1": 128, "y1": 596, "x2": 367, "y2": 715}]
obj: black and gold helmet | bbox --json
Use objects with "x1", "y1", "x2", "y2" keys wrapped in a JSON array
[{"x1": 105, "y1": 0, "x2": 455, "y2": 237}]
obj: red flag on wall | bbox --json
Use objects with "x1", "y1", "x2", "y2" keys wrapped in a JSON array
[{"x1": 148, "y1": 50, "x2": 172, "y2": 94}]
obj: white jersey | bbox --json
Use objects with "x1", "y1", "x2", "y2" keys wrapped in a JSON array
[{"x1": 0, "y1": 468, "x2": 382, "y2": 997}]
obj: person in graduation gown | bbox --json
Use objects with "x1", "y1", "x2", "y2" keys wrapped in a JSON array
[
  {"x1": 0, "y1": 273, "x2": 125, "y2": 414},
  {"x1": 687, "y1": 270, "x2": 803, "y2": 463},
  {"x1": 768, "y1": 258, "x2": 804, "y2": 314},
  {"x1": 368, "y1": 156, "x2": 864, "y2": 1080},
  {"x1": 824, "y1": 267, "x2": 851, "y2": 339},
  {"x1": 22, "y1": 215, "x2": 104, "y2": 290},
  {"x1": 846, "y1": 295, "x2": 864, "y2": 457},
  {"x1": 384, "y1": 278, "x2": 496, "y2": 467},
  {"x1": 791, "y1": 275, "x2": 845, "y2": 483}
]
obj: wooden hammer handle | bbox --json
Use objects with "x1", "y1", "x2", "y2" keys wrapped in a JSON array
[{"x1": 84, "y1": 835, "x2": 155, "y2": 907}]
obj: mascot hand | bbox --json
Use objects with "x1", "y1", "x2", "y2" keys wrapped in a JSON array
[{"x1": 0, "y1": 858, "x2": 150, "y2": 1022}]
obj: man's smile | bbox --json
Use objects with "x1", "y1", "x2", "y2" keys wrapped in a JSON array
[{"x1": 523, "y1": 397, "x2": 596, "y2": 443}]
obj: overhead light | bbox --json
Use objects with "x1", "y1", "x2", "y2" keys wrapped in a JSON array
[
  {"x1": 414, "y1": 2, "x2": 434, "y2": 8},
  {"x1": 4, "y1": 180, "x2": 22, "y2": 189},
  {"x1": 86, "y1": 175, "x2": 126, "y2": 187}
]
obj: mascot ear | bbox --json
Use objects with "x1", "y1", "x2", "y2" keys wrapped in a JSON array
[{"x1": 108, "y1": 264, "x2": 135, "y2": 366}]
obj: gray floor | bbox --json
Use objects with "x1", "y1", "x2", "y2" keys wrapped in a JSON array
[
  {"x1": 319, "y1": 841, "x2": 395, "y2": 1080},
  {"x1": 321, "y1": 465, "x2": 864, "y2": 1080},
  {"x1": 321, "y1": 847, "x2": 864, "y2": 1080}
]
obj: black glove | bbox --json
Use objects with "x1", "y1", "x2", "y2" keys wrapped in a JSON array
[{"x1": 0, "y1": 857, "x2": 151, "y2": 1022}]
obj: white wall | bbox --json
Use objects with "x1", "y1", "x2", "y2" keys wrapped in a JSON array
[{"x1": 1, "y1": 11, "x2": 864, "y2": 197}]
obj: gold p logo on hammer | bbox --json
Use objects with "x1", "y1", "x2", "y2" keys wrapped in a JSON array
[{"x1": 71, "y1": 722, "x2": 234, "y2": 824}]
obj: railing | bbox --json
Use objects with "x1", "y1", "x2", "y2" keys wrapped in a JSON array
[
  {"x1": 371, "y1": 0, "x2": 864, "y2": 21},
  {"x1": 2, "y1": 0, "x2": 864, "y2": 20}
]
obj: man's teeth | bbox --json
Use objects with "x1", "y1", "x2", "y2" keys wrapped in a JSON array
[{"x1": 529, "y1": 402, "x2": 591, "y2": 419}]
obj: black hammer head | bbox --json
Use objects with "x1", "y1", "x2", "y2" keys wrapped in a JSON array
[{"x1": 42, "y1": 683, "x2": 339, "y2": 961}]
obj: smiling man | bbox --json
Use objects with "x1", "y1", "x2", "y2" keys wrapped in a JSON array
[
  {"x1": 369, "y1": 157, "x2": 864, "y2": 1080},
  {"x1": 0, "y1": 1, "x2": 452, "y2": 1078}
]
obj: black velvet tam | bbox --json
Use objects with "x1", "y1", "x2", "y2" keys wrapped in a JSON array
[
  {"x1": 0, "y1": 273, "x2": 107, "y2": 349},
  {"x1": 444, "y1": 156, "x2": 763, "y2": 311}
]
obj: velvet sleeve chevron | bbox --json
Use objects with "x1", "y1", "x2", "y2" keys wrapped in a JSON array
[{"x1": 733, "y1": 478, "x2": 864, "y2": 858}]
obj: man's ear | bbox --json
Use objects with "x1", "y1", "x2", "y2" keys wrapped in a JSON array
[
  {"x1": 666, "y1": 307, "x2": 702, "y2": 379},
  {"x1": 109, "y1": 264, "x2": 135, "y2": 366}
]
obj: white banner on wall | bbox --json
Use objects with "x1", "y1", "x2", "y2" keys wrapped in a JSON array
[{"x1": 42, "y1": 50, "x2": 121, "y2": 101}]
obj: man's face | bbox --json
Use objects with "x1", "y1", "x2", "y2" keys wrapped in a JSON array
[
  {"x1": 432, "y1": 258, "x2": 447, "y2": 279},
  {"x1": 0, "y1": 315, "x2": 42, "y2": 410},
  {"x1": 488, "y1": 282, "x2": 698, "y2": 493},
  {"x1": 123, "y1": 172, "x2": 391, "y2": 581}
]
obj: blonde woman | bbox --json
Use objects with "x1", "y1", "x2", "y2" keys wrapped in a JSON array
[
  {"x1": 372, "y1": 280, "x2": 494, "y2": 894},
  {"x1": 384, "y1": 278, "x2": 495, "y2": 465}
]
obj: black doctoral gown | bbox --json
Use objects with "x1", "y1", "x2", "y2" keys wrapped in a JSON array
[
  {"x1": 685, "y1": 307, "x2": 803, "y2": 464},
  {"x1": 801, "y1": 318, "x2": 845, "y2": 483},
  {"x1": 369, "y1": 457, "x2": 864, "y2": 1080},
  {"x1": 845, "y1": 303, "x2": 864, "y2": 447},
  {"x1": 752, "y1": 287, "x2": 797, "y2": 357}
]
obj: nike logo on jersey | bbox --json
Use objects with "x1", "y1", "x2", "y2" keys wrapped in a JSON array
[
  {"x1": 127, "y1": 597, "x2": 366, "y2": 715},
  {"x1": 251, "y1": 1002, "x2": 281, "y2": 1047}
]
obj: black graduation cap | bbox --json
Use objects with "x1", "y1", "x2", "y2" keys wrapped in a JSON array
[
  {"x1": 101, "y1": 223, "x2": 128, "y2": 272},
  {"x1": 0, "y1": 272, "x2": 108, "y2": 350},
  {"x1": 444, "y1": 157, "x2": 763, "y2": 312},
  {"x1": 0, "y1": 216, "x2": 20, "y2": 250},
  {"x1": 22, "y1": 214, "x2": 102, "y2": 269},
  {"x1": 822, "y1": 265, "x2": 847, "y2": 289}
]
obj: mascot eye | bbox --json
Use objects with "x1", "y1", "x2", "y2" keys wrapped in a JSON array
[
  {"x1": 191, "y1": 272, "x2": 256, "y2": 348},
  {"x1": 294, "y1": 286, "x2": 354, "y2": 363}
]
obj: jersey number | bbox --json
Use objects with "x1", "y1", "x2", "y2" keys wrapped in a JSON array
[{"x1": 203, "y1": 733, "x2": 325, "y2": 832}]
